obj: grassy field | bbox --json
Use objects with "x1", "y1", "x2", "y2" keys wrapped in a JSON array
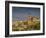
[{"x1": 12, "y1": 20, "x2": 40, "y2": 31}]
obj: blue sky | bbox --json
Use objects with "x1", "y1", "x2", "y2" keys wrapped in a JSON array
[{"x1": 12, "y1": 7, "x2": 40, "y2": 21}]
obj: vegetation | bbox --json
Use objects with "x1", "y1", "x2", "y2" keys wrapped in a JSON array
[
  {"x1": 12, "y1": 21, "x2": 40, "y2": 31},
  {"x1": 12, "y1": 16, "x2": 40, "y2": 31}
]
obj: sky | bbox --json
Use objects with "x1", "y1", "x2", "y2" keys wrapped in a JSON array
[{"x1": 12, "y1": 7, "x2": 40, "y2": 22}]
